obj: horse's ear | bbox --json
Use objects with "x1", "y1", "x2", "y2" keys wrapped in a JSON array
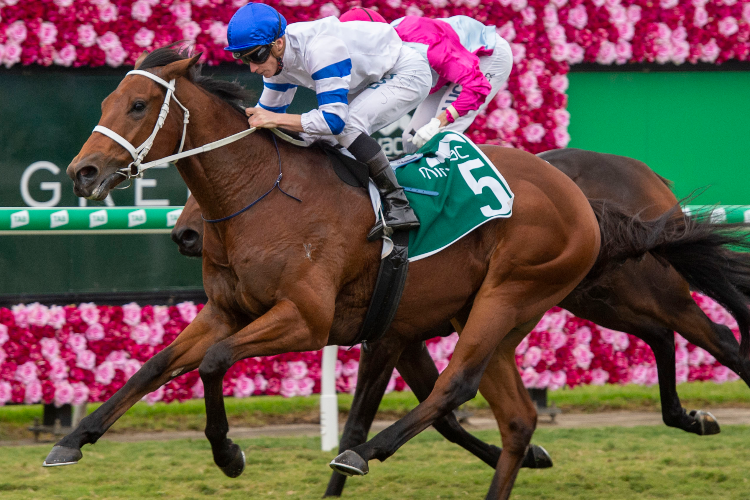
[
  {"x1": 134, "y1": 50, "x2": 149, "y2": 70},
  {"x1": 161, "y1": 52, "x2": 203, "y2": 81}
]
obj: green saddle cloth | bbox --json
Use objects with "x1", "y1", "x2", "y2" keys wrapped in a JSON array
[{"x1": 393, "y1": 131, "x2": 514, "y2": 262}]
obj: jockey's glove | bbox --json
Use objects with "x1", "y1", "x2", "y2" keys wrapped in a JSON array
[{"x1": 410, "y1": 118, "x2": 443, "y2": 149}]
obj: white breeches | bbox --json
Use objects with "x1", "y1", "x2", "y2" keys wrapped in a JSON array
[
  {"x1": 304, "y1": 44, "x2": 432, "y2": 149},
  {"x1": 401, "y1": 35, "x2": 513, "y2": 154}
]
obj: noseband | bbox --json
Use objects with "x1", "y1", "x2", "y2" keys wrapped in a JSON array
[
  {"x1": 92, "y1": 69, "x2": 257, "y2": 181},
  {"x1": 91, "y1": 68, "x2": 301, "y2": 222}
]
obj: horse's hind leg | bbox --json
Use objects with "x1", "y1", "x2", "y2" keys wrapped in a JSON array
[
  {"x1": 563, "y1": 257, "x2": 743, "y2": 435},
  {"x1": 637, "y1": 326, "x2": 718, "y2": 434},
  {"x1": 479, "y1": 326, "x2": 539, "y2": 500},
  {"x1": 324, "y1": 338, "x2": 405, "y2": 497},
  {"x1": 655, "y1": 293, "x2": 750, "y2": 434},
  {"x1": 659, "y1": 286, "x2": 750, "y2": 388},
  {"x1": 566, "y1": 304, "x2": 720, "y2": 435},
  {"x1": 329, "y1": 298, "x2": 552, "y2": 478},
  {"x1": 330, "y1": 198, "x2": 598, "y2": 483},
  {"x1": 327, "y1": 331, "x2": 549, "y2": 497},
  {"x1": 397, "y1": 337, "x2": 551, "y2": 470},
  {"x1": 683, "y1": 318, "x2": 750, "y2": 387},
  {"x1": 398, "y1": 337, "x2": 499, "y2": 468},
  {"x1": 566, "y1": 285, "x2": 708, "y2": 434}
]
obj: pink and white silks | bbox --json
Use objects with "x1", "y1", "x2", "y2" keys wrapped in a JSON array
[{"x1": 340, "y1": 10, "x2": 513, "y2": 153}]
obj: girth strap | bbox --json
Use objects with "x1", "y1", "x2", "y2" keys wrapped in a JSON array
[{"x1": 351, "y1": 229, "x2": 410, "y2": 347}]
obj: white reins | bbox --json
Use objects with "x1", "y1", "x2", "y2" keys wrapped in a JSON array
[{"x1": 92, "y1": 69, "x2": 257, "y2": 180}]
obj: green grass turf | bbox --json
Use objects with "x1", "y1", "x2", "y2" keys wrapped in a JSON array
[
  {"x1": 1, "y1": 425, "x2": 749, "y2": 499},
  {"x1": 2, "y1": 381, "x2": 749, "y2": 440}
]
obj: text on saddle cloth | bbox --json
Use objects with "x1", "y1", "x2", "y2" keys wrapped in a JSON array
[{"x1": 393, "y1": 131, "x2": 515, "y2": 262}]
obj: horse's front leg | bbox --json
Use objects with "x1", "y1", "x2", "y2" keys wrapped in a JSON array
[
  {"x1": 329, "y1": 302, "x2": 535, "y2": 478},
  {"x1": 43, "y1": 302, "x2": 234, "y2": 467},
  {"x1": 198, "y1": 298, "x2": 331, "y2": 477}
]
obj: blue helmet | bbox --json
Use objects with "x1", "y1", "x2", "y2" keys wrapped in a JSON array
[{"x1": 225, "y1": 3, "x2": 287, "y2": 53}]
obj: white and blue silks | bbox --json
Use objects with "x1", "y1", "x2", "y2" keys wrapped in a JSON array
[{"x1": 257, "y1": 17, "x2": 431, "y2": 147}]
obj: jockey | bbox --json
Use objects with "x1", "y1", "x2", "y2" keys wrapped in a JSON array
[
  {"x1": 339, "y1": 8, "x2": 513, "y2": 153},
  {"x1": 225, "y1": 3, "x2": 432, "y2": 240}
]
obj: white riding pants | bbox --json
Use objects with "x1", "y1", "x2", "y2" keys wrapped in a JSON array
[
  {"x1": 305, "y1": 45, "x2": 432, "y2": 149},
  {"x1": 401, "y1": 35, "x2": 513, "y2": 154}
]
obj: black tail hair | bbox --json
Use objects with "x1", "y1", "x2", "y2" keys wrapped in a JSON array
[{"x1": 587, "y1": 200, "x2": 750, "y2": 357}]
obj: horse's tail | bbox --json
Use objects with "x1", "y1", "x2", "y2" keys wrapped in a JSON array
[{"x1": 587, "y1": 200, "x2": 750, "y2": 357}]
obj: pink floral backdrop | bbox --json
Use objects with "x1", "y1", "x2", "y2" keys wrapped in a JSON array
[
  {"x1": 1, "y1": 0, "x2": 749, "y2": 153},
  {"x1": 1, "y1": 1, "x2": 748, "y2": 404},
  {"x1": 0, "y1": 293, "x2": 741, "y2": 406}
]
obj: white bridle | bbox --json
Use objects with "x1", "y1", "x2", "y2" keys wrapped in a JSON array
[{"x1": 92, "y1": 69, "x2": 257, "y2": 180}]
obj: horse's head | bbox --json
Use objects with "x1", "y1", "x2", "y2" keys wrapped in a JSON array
[
  {"x1": 67, "y1": 49, "x2": 201, "y2": 200},
  {"x1": 171, "y1": 195, "x2": 204, "y2": 257}
]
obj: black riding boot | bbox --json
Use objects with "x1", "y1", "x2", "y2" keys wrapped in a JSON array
[{"x1": 347, "y1": 133, "x2": 420, "y2": 241}]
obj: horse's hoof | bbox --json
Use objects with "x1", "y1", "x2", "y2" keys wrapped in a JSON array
[
  {"x1": 523, "y1": 444, "x2": 553, "y2": 469},
  {"x1": 690, "y1": 410, "x2": 721, "y2": 435},
  {"x1": 329, "y1": 450, "x2": 368, "y2": 477},
  {"x1": 43, "y1": 445, "x2": 83, "y2": 467},
  {"x1": 219, "y1": 446, "x2": 246, "y2": 478}
]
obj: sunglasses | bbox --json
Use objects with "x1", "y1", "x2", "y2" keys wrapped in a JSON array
[{"x1": 232, "y1": 44, "x2": 273, "y2": 65}]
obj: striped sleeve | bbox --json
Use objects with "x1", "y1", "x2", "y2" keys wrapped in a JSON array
[
  {"x1": 257, "y1": 81, "x2": 298, "y2": 114},
  {"x1": 300, "y1": 35, "x2": 352, "y2": 136}
]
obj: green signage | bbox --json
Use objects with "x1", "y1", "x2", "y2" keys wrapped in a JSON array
[
  {"x1": 567, "y1": 70, "x2": 750, "y2": 205},
  {"x1": 0, "y1": 207, "x2": 183, "y2": 234},
  {"x1": 682, "y1": 205, "x2": 750, "y2": 224},
  {"x1": 0, "y1": 64, "x2": 411, "y2": 297}
]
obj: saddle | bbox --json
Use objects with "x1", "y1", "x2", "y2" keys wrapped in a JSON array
[{"x1": 322, "y1": 145, "x2": 369, "y2": 189}]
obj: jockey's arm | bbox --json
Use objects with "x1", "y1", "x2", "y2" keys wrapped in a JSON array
[
  {"x1": 298, "y1": 35, "x2": 352, "y2": 137},
  {"x1": 246, "y1": 107, "x2": 304, "y2": 132},
  {"x1": 248, "y1": 35, "x2": 352, "y2": 137},
  {"x1": 251, "y1": 79, "x2": 302, "y2": 130},
  {"x1": 425, "y1": 31, "x2": 491, "y2": 125},
  {"x1": 434, "y1": 110, "x2": 450, "y2": 128}
]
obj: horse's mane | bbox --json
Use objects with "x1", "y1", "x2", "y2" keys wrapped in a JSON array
[{"x1": 138, "y1": 44, "x2": 254, "y2": 115}]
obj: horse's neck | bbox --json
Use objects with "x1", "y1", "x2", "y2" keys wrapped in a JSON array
[
  {"x1": 172, "y1": 79, "x2": 378, "y2": 268},
  {"x1": 173, "y1": 81, "x2": 375, "y2": 228},
  {"x1": 173, "y1": 84, "x2": 279, "y2": 222},
  {"x1": 169, "y1": 83, "x2": 382, "y2": 334}
]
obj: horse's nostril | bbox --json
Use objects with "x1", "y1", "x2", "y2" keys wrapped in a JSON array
[
  {"x1": 173, "y1": 228, "x2": 202, "y2": 257},
  {"x1": 77, "y1": 166, "x2": 99, "y2": 184},
  {"x1": 182, "y1": 230, "x2": 200, "y2": 246}
]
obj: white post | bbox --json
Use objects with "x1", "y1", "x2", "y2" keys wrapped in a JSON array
[
  {"x1": 72, "y1": 403, "x2": 87, "y2": 427},
  {"x1": 320, "y1": 345, "x2": 339, "y2": 452}
]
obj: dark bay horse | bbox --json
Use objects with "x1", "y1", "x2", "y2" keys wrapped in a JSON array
[
  {"x1": 50, "y1": 48, "x2": 750, "y2": 499},
  {"x1": 545, "y1": 149, "x2": 750, "y2": 431},
  {"x1": 172, "y1": 149, "x2": 750, "y2": 497}
]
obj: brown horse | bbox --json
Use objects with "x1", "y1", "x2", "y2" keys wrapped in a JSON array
[
  {"x1": 50, "y1": 47, "x2": 748, "y2": 499},
  {"x1": 324, "y1": 148, "x2": 750, "y2": 497},
  {"x1": 172, "y1": 195, "x2": 552, "y2": 474},
  {"x1": 172, "y1": 149, "x2": 750, "y2": 497}
]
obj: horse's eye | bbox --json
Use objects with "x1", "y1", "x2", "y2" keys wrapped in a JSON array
[{"x1": 131, "y1": 101, "x2": 146, "y2": 113}]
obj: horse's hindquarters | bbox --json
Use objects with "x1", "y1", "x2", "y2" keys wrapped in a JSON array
[{"x1": 395, "y1": 146, "x2": 601, "y2": 338}]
